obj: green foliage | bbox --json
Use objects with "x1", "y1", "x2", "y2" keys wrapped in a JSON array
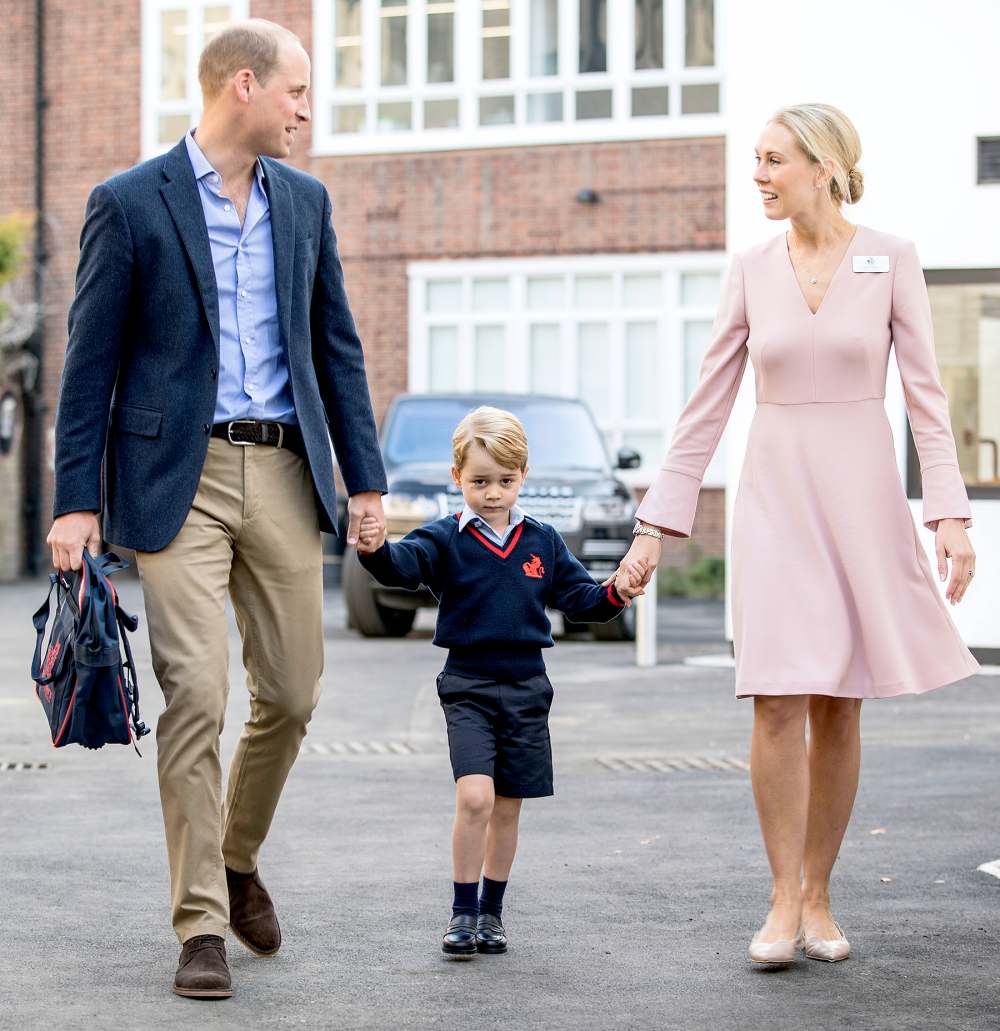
[
  {"x1": 657, "y1": 544, "x2": 725, "y2": 599},
  {"x1": 0, "y1": 213, "x2": 32, "y2": 285}
]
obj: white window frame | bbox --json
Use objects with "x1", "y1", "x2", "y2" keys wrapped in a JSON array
[
  {"x1": 141, "y1": 0, "x2": 250, "y2": 159},
  {"x1": 312, "y1": 0, "x2": 725, "y2": 156},
  {"x1": 407, "y1": 252, "x2": 728, "y2": 488}
]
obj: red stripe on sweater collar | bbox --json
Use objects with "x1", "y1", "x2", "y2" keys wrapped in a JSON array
[{"x1": 465, "y1": 521, "x2": 525, "y2": 559}]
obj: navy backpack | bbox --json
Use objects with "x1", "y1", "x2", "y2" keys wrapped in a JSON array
[{"x1": 31, "y1": 551, "x2": 150, "y2": 753}]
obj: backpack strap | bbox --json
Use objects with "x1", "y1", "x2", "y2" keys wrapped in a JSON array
[
  {"x1": 92, "y1": 551, "x2": 130, "y2": 578},
  {"x1": 115, "y1": 603, "x2": 149, "y2": 755},
  {"x1": 30, "y1": 574, "x2": 59, "y2": 684}
]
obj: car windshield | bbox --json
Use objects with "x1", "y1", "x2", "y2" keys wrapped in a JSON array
[{"x1": 383, "y1": 397, "x2": 609, "y2": 472}]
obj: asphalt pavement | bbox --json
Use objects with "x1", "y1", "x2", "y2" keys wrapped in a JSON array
[{"x1": 1, "y1": 577, "x2": 997, "y2": 1030}]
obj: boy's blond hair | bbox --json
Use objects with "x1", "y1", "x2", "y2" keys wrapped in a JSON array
[{"x1": 452, "y1": 406, "x2": 529, "y2": 472}]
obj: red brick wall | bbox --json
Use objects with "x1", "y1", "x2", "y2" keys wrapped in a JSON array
[{"x1": 3, "y1": 0, "x2": 727, "y2": 570}]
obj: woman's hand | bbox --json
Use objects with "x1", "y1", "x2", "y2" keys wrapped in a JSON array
[
  {"x1": 604, "y1": 531, "x2": 663, "y2": 593},
  {"x1": 935, "y1": 518, "x2": 975, "y2": 605}
]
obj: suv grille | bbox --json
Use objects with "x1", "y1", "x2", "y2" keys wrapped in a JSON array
[{"x1": 441, "y1": 493, "x2": 584, "y2": 533}]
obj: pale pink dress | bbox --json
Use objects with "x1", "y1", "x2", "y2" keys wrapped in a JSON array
[{"x1": 636, "y1": 226, "x2": 980, "y2": 698}]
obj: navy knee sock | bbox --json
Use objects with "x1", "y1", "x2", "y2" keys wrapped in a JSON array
[
  {"x1": 452, "y1": 881, "x2": 480, "y2": 917},
  {"x1": 479, "y1": 876, "x2": 507, "y2": 919}
]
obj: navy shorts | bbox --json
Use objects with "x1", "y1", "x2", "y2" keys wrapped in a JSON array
[{"x1": 436, "y1": 671, "x2": 554, "y2": 799}]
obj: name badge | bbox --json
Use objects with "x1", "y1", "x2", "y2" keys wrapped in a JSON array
[{"x1": 853, "y1": 255, "x2": 890, "y2": 273}]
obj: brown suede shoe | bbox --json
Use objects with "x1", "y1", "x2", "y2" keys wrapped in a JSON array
[
  {"x1": 226, "y1": 866, "x2": 282, "y2": 957},
  {"x1": 173, "y1": 934, "x2": 232, "y2": 999}
]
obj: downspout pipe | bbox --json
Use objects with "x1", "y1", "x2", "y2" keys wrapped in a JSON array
[{"x1": 24, "y1": 0, "x2": 48, "y2": 575}]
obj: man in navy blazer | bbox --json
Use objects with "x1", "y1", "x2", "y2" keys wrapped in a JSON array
[{"x1": 47, "y1": 19, "x2": 387, "y2": 998}]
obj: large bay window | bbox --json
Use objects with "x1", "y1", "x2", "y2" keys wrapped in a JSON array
[
  {"x1": 313, "y1": 0, "x2": 723, "y2": 155},
  {"x1": 408, "y1": 254, "x2": 727, "y2": 485}
]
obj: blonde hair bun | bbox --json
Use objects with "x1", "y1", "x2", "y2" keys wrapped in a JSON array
[{"x1": 771, "y1": 103, "x2": 863, "y2": 206}]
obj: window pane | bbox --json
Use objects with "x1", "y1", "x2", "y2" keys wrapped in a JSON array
[
  {"x1": 634, "y1": 0, "x2": 664, "y2": 70},
  {"x1": 480, "y1": 95, "x2": 515, "y2": 125},
  {"x1": 578, "y1": 323, "x2": 611, "y2": 421},
  {"x1": 474, "y1": 325, "x2": 506, "y2": 390},
  {"x1": 380, "y1": 0, "x2": 408, "y2": 87},
  {"x1": 158, "y1": 111, "x2": 191, "y2": 146},
  {"x1": 160, "y1": 9, "x2": 187, "y2": 102},
  {"x1": 623, "y1": 274, "x2": 662, "y2": 307},
  {"x1": 377, "y1": 101, "x2": 412, "y2": 131},
  {"x1": 685, "y1": 0, "x2": 715, "y2": 66},
  {"x1": 632, "y1": 86, "x2": 669, "y2": 117},
  {"x1": 530, "y1": 324, "x2": 561, "y2": 394},
  {"x1": 579, "y1": 0, "x2": 607, "y2": 73},
  {"x1": 202, "y1": 5, "x2": 231, "y2": 43},
  {"x1": 527, "y1": 277, "x2": 565, "y2": 309},
  {"x1": 472, "y1": 278, "x2": 510, "y2": 309},
  {"x1": 332, "y1": 103, "x2": 367, "y2": 133},
  {"x1": 424, "y1": 98, "x2": 459, "y2": 129},
  {"x1": 576, "y1": 89, "x2": 612, "y2": 120},
  {"x1": 928, "y1": 284, "x2": 1000, "y2": 489},
  {"x1": 574, "y1": 276, "x2": 613, "y2": 308},
  {"x1": 625, "y1": 322, "x2": 658, "y2": 418},
  {"x1": 427, "y1": 279, "x2": 463, "y2": 312},
  {"x1": 429, "y1": 326, "x2": 459, "y2": 391},
  {"x1": 335, "y1": 0, "x2": 363, "y2": 88},
  {"x1": 527, "y1": 91, "x2": 563, "y2": 123},
  {"x1": 529, "y1": 0, "x2": 559, "y2": 76},
  {"x1": 482, "y1": 1, "x2": 511, "y2": 80},
  {"x1": 427, "y1": 2, "x2": 455, "y2": 83},
  {"x1": 683, "y1": 320, "x2": 712, "y2": 399},
  {"x1": 681, "y1": 82, "x2": 720, "y2": 114},
  {"x1": 681, "y1": 271, "x2": 721, "y2": 305}
]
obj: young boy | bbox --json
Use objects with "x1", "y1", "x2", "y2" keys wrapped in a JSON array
[{"x1": 357, "y1": 406, "x2": 643, "y2": 958}]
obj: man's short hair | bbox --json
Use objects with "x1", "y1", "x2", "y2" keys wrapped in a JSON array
[
  {"x1": 452, "y1": 406, "x2": 529, "y2": 472},
  {"x1": 198, "y1": 19, "x2": 301, "y2": 100}
]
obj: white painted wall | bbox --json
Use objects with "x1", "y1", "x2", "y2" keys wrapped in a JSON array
[{"x1": 720, "y1": 0, "x2": 1000, "y2": 648}]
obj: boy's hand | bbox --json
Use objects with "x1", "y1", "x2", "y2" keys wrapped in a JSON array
[
  {"x1": 356, "y1": 514, "x2": 384, "y2": 554},
  {"x1": 613, "y1": 560, "x2": 647, "y2": 606}
]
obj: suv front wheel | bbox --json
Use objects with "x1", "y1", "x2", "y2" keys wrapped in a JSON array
[{"x1": 342, "y1": 548, "x2": 417, "y2": 638}]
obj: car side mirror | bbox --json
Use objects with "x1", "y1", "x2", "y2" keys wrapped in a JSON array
[{"x1": 616, "y1": 447, "x2": 641, "y2": 470}]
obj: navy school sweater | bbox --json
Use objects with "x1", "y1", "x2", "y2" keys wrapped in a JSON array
[{"x1": 357, "y1": 513, "x2": 626, "y2": 680}]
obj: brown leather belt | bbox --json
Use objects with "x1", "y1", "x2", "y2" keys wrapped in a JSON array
[{"x1": 211, "y1": 419, "x2": 306, "y2": 460}]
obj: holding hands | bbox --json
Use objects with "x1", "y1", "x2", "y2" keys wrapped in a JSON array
[
  {"x1": 348, "y1": 491, "x2": 386, "y2": 555},
  {"x1": 613, "y1": 559, "x2": 649, "y2": 606}
]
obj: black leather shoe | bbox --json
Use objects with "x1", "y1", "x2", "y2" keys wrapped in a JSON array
[
  {"x1": 442, "y1": 913, "x2": 478, "y2": 957},
  {"x1": 173, "y1": 934, "x2": 233, "y2": 998},
  {"x1": 476, "y1": 913, "x2": 508, "y2": 954}
]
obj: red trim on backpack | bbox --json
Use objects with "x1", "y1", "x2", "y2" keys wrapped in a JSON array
[
  {"x1": 77, "y1": 563, "x2": 87, "y2": 611},
  {"x1": 467, "y1": 521, "x2": 524, "y2": 559},
  {"x1": 606, "y1": 583, "x2": 625, "y2": 608},
  {"x1": 53, "y1": 683, "x2": 78, "y2": 747}
]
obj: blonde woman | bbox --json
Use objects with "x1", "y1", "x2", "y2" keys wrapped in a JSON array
[{"x1": 618, "y1": 104, "x2": 979, "y2": 965}]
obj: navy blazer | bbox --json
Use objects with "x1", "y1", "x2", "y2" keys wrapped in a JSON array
[{"x1": 54, "y1": 138, "x2": 387, "y2": 552}]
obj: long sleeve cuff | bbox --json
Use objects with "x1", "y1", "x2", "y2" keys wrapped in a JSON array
[
  {"x1": 920, "y1": 464, "x2": 972, "y2": 531},
  {"x1": 634, "y1": 469, "x2": 702, "y2": 538}
]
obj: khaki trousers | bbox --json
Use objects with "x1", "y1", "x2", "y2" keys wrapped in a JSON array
[{"x1": 136, "y1": 438, "x2": 324, "y2": 942}]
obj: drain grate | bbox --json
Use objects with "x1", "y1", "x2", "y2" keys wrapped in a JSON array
[
  {"x1": 300, "y1": 740, "x2": 418, "y2": 757},
  {"x1": 596, "y1": 755, "x2": 748, "y2": 774},
  {"x1": 0, "y1": 761, "x2": 49, "y2": 771}
]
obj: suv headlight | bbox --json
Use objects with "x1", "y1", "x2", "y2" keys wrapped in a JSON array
[
  {"x1": 582, "y1": 495, "x2": 635, "y2": 522},
  {"x1": 383, "y1": 494, "x2": 443, "y2": 525}
]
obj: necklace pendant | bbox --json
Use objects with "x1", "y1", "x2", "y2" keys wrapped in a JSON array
[{"x1": 809, "y1": 275, "x2": 818, "y2": 285}]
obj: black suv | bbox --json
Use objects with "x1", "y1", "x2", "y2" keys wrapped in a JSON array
[{"x1": 341, "y1": 393, "x2": 640, "y2": 640}]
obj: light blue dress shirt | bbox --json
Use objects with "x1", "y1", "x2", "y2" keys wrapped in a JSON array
[
  {"x1": 458, "y1": 504, "x2": 527, "y2": 547},
  {"x1": 185, "y1": 130, "x2": 296, "y2": 425}
]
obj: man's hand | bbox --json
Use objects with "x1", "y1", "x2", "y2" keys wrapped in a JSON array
[
  {"x1": 46, "y1": 512, "x2": 101, "y2": 571},
  {"x1": 347, "y1": 491, "x2": 385, "y2": 554}
]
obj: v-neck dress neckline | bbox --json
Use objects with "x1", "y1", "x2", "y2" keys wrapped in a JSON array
[{"x1": 785, "y1": 225, "x2": 861, "y2": 317}]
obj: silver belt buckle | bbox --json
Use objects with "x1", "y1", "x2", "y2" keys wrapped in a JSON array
[{"x1": 227, "y1": 419, "x2": 257, "y2": 446}]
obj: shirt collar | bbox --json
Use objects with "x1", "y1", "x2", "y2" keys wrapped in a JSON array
[
  {"x1": 185, "y1": 128, "x2": 266, "y2": 189},
  {"x1": 458, "y1": 504, "x2": 526, "y2": 534}
]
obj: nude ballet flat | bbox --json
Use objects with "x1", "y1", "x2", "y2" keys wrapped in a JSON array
[
  {"x1": 803, "y1": 922, "x2": 850, "y2": 963},
  {"x1": 748, "y1": 929, "x2": 803, "y2": 966}
]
